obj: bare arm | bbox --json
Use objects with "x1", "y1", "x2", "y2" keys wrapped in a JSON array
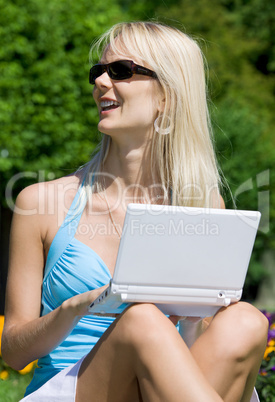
[{"x1": 1, "y1": 183, "x2": 106, "y2": 370}]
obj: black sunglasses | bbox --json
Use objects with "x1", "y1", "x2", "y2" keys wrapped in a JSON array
[{"x1": 89, "y1": 60, "x2": 157, "y2": 85}]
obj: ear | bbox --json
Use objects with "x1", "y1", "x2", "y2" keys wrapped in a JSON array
[
  {"x1": 156, "y1": 84, "x2": 167, "y2": 113},
  {"x1": 157, "y1": 96, "x2": 166, "y2": 113}
]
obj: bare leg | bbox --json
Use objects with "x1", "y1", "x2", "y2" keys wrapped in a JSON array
[
  {"x1": 190, "y1": 302, "x2": 268, "y2": 402},
  {"x1": 76, "y1": 303, "x2": 222, "y2": 402}
]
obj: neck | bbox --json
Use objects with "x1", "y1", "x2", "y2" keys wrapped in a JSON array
[
  {"x1": 105, "y1": 135, "x2": 155, "y2": 182},
  {"x1": 100, "y1": 138, "x2": 165, "y2": 204}
]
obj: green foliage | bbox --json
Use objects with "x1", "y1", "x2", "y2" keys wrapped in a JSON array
[
  {"x1": 222, "y1": 0, "x2": 275, "y2": 75},
  {"x1": 0, "y1": 0, "x2": 274, "y2": 298},
  {"x1": 0, "y1": 370, "x2": 33, "y2": 402},
  {"x1": 256, "y1": 352, "x2": 275, "y2": 402},
  {"x1": 256, "y1": 311, "x2": 275, "y2": 401},
  {"x1": 0, "y1": 0, "x2": 126, "y2": 200}
]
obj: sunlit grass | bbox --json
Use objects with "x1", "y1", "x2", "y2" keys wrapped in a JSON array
[{"x1": 0, "y1": 370, "x2": 33, "y2": 402}]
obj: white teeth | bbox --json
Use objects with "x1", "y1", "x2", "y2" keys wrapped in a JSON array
[{"x1": 100, "y1": 100, "x2": 119, "y2": 108}]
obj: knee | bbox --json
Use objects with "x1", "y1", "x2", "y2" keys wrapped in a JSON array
[
  {"x1": 117, "y1": 303, "x2": 173, "y2": 348},
  {"x1": 234, "y1": 303, "x2": 268, "y2": 356},
  {"x1": 210, "y1": 302, "x2": 269, "y2": 362}
]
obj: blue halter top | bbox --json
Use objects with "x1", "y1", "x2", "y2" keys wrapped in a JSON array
[{"x1": 25, "y1": 181, "x2": 116, "y2": 396}]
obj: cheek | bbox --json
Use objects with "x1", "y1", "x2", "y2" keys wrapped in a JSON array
[
  {"x1": 92, "y1": 89, "x2": 100, "y2": 110},
  {"x1": 126, "y1": 92, "x2": 159, "y2": 120}
]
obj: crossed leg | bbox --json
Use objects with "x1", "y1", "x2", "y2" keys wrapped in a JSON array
[
  {"x1": 76, "y1": 302, "x2": 268, "y2": 402},
  {"x1": 190, "y1": 302, "x2": 268, "y2": 402}
]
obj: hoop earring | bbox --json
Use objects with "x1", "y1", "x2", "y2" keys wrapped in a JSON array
[{"x1": 154, "y1": 115, "x2": 172, "y2": 135}]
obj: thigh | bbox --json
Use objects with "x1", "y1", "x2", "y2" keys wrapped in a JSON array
[
  {"x1": 76, "y1": 309, "x2": 142, "y2": 402},
  {"x1": 190, "y1": 302, "x2": 267, "y2": 402}
]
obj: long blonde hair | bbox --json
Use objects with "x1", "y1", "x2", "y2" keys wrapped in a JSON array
[{"x1": 84, "y1": 21, "x2": 222, "y2": 208}]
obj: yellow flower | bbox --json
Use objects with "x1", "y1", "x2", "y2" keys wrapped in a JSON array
[
  {"x1": 268, "y1": 339, "x2": 275, "y2": 347},
  {"x1": 0, "y1": 370, "x2": 9, "y2": 380},
  {"x1": 264, "y1": 345, "x2": 275, "y2": 360},
  {"x1": 0, "y1": 315, "x2": 4, "y2": 356},
  {"x1": 18, "y1": 360, "x2": 37, "y2": 375}
]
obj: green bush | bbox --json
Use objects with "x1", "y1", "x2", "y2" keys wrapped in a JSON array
[{"x1": 0, "y1": 0, "x2": 127, "y2": 200}]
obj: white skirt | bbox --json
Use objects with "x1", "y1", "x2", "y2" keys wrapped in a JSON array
[
  {"x1": 20, "y1": 356, "x2": 260, "y2": 402},
  {"x1": 20, "y1": 356, "x2": 85, "y2": 402}
]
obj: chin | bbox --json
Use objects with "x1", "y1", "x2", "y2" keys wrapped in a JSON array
[
  {"x1": 98, "y1": 121, "x2": 126, "y2": 137},
  {"x1": 98, "y1": 122, "x2": 113, "y2": 135},
  {"x1": 98, "y1": 125, "x2": 118, "y2": 137}
]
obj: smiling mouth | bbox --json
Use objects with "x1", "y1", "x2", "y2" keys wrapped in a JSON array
[{"x1": 100, "y1": 100, "x2": 120, "y2": 112}]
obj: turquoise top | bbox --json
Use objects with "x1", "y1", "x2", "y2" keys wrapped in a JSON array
[{"x1": 25, "y1": 181, "x2": 116, "y2": 396}]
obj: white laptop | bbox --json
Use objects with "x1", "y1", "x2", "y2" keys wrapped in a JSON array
[{"x1": 89, "y1": 204, "x2": 261, "y2": 317}]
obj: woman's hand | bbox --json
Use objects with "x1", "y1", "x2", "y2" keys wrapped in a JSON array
[
  {"x1": 2, "y1": 286, "x2": 109, "y2": 371},
  {"x1": 62, "y1": 285, "x2": 109, "y2": 317}
]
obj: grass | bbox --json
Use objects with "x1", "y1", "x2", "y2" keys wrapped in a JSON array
[{"x1": 0, "y1": 370, "x2": 33, "y2": 402}]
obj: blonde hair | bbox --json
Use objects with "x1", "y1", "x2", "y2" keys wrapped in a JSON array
[{"x1": 84, "y1": 21, "x2": 222, "y2": 208}]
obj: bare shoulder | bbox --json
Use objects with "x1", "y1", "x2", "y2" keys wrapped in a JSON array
[
  {"x1": 208, "y1": 190, "x2": 226, "y2": 210},
  {"x1": 14, "y1": 171, "x2": 83, "y2": 214},
  {"x1": 13, "y1": 171, "x2": 84, "y2": 248},
  {"x1": 219, "y1": 195, "x2": 226, "y2": 209}
]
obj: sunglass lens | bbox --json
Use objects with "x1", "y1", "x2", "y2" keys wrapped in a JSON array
[
  {"x1": 90, "y1": 65, "x2": 104, "y2": 84},
  {"x1": 109, "y1": 61, "x2": 132, "y2": 80}
]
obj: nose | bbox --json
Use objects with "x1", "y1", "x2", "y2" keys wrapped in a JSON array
[{"x1": 94, "y1": 70, "x2": 112, "y2": 89}]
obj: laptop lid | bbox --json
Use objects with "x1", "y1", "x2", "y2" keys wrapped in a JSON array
[{"x1": 112, "y1": 204, "x2": 261, "y2": 291}]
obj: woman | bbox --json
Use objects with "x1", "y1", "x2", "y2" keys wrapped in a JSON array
[{"x1": 2, "y1": 21, "x2": 268, "y2": 401}]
